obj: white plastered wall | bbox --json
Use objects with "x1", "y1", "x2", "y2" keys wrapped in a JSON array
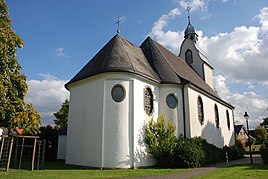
[
  {"x1": 66, "y1": 73, "x2": 159, "y2": 168},
  {"x1": 186, "y1": 87, "x2": 235, "y2": 148},
  {"x1": 203, "y1": 64, "x2": 214, "y2": 89},
  {"x1": 66, "y1": 76, "x2": 104, "y2": 167},
  {"x1": 132, "y1": 77, "x2": 159, "y2": 168},
  {"x1": 57, "y1": 135, "x2": 66, "y2": 160},
  {"x1": 159, "y1": 84, "x2": 184, "y2": 137},
  {"x1": 102, "y1": 78, "x2": 133, "y2": 168}
]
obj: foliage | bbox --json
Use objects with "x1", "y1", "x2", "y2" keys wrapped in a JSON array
[
  {"x1": 175, "y1": 136, "x2": 205, "y2": 168},
  {"x1": 191, "y1": 137, "x2": 225, "y2": 165},
  {"x1": 234, "y1": 137, "x2": 245, "y2": 157},
  {"x1": 255, "y1": 125, "x2": 268, "y2": 144},
  {"x1": 0, "y1": 0, "x2": 41, "y2": 134},
  {"x1": 144, "y1": 114, "x2": 177, "y2": 167},
  {"x1": 145, "y1": 114, "x2": 244, "y2": 168},
  {"x1": 39, "y1": 125, "x2": 58, "y2": 161},
  {"x1": 54, "y1": 99, "x2": 69, "y2": 130},
  {"x1": 10, "y1": 103, "x2": 41, "y2": 135},
  {"x1": 260, "y1": 141, "x2": 268, "y2": 164},
  {"x1": 260, "y1": 117, "x2": 268, "y2": 129}
]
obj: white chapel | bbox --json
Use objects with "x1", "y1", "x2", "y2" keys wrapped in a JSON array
[{"x1": 64, "y1": 15, "x2": 235, "y2": 168}]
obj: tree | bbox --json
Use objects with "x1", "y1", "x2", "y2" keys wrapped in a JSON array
[
  {"x1": 54, "y1": 99, "x2": 69, "y2": 130},
  {"x1": 261, "y1": 117, "x2": 268, "y2": 129},
  {"x1": 0, "y1": 0, "x2": 41, "y2": 134},
  {"x1": 255, "y1": 125, "x2": 268, "y2": 145}
]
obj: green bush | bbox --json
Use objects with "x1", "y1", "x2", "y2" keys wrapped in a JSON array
[
  {"x1": 235, "y1": 138, "x2": 245, "y2": 157},
  {"x1": 192, "y1": 137, "x2": 225, "y2": 165},
  {"x1": 144, "y1": 114, "x2": 244, "y2": 168},
  {"x1": 260, "y1": 143, "x2": 268, "y2": 164},
  {"x1": 223, "y1": 139, "x2": 244, "y2": 161},
  {"x1": 175, "y1": 136, "x2": 205, "y2": 168},
  {"x1": 144, "y1": 114, "x2": 177, "y2": 167}
]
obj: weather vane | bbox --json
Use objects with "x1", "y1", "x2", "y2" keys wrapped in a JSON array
[{"x1": 116, "y1": 17, "x2": 122, "y2": 34}]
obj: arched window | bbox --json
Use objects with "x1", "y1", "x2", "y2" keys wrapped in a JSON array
[
  {"x1": 185, "y1": 49, "x2": 193, "y2": 64},
  {"x1": 144, "y1": 87, "x2": 153, "y2": 115},
  {"x1": 197, "y1": 96, "x2": 204, "y2": 125},
  {"x1": 214, "y1": 104, "x2": 219, "y2": 128},
  {"x1": 226, "y1": 110, "x2": 230, "y2": 130}
]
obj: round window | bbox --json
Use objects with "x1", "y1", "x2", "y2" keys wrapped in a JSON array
[
  {"x1": 111, "y1": 84, "x2": 126, "y2": 102},
  {"x1": 166, "y1": 94, "x2": 178, "y2": 109}
]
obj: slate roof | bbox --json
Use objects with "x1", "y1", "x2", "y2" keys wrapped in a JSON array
[
  {"x1": 234, "y1": 125, "x2": 244, "y2": 135},
  {"x1": 66, "y1": 35, "x2": 162, "y2": 86},
  {"x1": 66, "y1": 34, "x2": 234, "y2": 108}
]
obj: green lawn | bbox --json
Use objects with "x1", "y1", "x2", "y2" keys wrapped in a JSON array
[
  {"x1": 1, "y1": 161, "x2": 267, "y2": 179},
  {"x1": 0, "y1": 161, "x2": 188, "y2": 179},
  {"x1": 195, "y1": 164, "x2": 268, "y2": 179}
]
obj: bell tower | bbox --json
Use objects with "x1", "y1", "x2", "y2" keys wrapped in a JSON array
[{"x1": 179, "y1": 7, "x2": 214, "y2": 89}]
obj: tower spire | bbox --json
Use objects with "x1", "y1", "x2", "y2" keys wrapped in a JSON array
[{"x1": 184, "y1": 4, "x2": 198, "y2": 42}]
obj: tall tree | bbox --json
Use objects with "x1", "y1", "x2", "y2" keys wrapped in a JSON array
[
  {"x1": 261, "y1": 117, "x2": 268, "y2": 129},
  {"x1": 255, "y1": 125, "x2": 268, "y2": 145},
  {"x1": 0, "y1": 0, "x2": 41, "y2": 134},
  {"x1": 54, "y1": 99, "x2": 69, "y2": 130}
]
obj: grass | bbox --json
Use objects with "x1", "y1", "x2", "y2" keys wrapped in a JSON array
[
  {"x1": 0, "y1": 161, "x2": 188, "y2": 179},
  {"x1": 1, "y1": 161, "x2": 268, "y2": 179},
  {"x1": 195, "y1": 164, "x2": 268, "y2": 179},
  {"x1": 244, "y1": 144, "x2": 263, "y2": 154}
]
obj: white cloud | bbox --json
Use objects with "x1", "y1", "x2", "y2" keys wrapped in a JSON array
[
  {"x1": 149, "y1": 6, "x2": 268, "y2": 129},
  {"x1": 255, "y1": 7, "x2": 268, "y2": 33},
  {"x1": 25, "y1": 74, "x2": 69, "y2": 125},
  {"x1": 176, "y1": 0, "x2": 208, "y2": 12},
  {"x1": 55, "y1": 47, "x2": 66, "y2": 57},
  {"x1": 213, "y1": 75, "x2": 268, "y2": 129},
  {"x1": 150, "y1": 8, "x2": 183, "y2": 54}
]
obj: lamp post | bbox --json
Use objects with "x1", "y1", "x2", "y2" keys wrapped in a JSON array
[{"x1": 244, "y1": 112, "x2": 253, "y2": 164}]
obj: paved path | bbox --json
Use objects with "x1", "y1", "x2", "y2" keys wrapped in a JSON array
[{"x1": 137, "y1": 155, "x2": 263, "y2": 179}]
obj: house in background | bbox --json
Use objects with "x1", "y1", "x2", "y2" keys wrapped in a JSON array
[
  {"x1": 64, "y1": 14, "x2": 235, "y2": 168},
  {"x1": 234, "y1": 125, "x2": 248, "y2": 147},
  {"x1": 234, "y1": 125, "x2": 256, "y2": 147}
]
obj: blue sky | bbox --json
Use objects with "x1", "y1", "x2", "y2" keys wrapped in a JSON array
[{"x1": 6, "y1": 0, "x2": 268, "y2": 128}]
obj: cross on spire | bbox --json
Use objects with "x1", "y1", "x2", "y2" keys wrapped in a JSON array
[
  {"x1": 186, "y1": 4, "x2": 191, "y2": 17},
  {"x1": 116, "y1": 17, "x2": 122, "y2": 34}
]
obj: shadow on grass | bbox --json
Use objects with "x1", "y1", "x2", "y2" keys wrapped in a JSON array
[
  {"x1": 9, "y1": 160, "x2": 89, "y2": 171},
  {"x1": 225, "y1": 163, "x2": 268, "y2": 171}
]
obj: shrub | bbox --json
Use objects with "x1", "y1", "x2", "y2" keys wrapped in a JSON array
[
  {"x1": 235, "y1": 138, "x2": 245, "y2": 157},
  {"x1": 223, "y1": 139, "x2": 244, "y2": 161},
  {"x1": 144, "y1": 114, "x2": 178, "y2": 167},
  {"x1": 260, "y1": 143, "x2": 268, "y2": 164},
  {"x1": 175, "y1": 136, "x2": 205, "y2": 168},
  {"x1": 144, "y1": 114, "x2": 243, "y2": 168},
  {"x1": 191, "y1": 137, "x2": 225, "y2": 165},
  {"x1": 223, "y1": 145, "x2": 241, "y2": 160}
]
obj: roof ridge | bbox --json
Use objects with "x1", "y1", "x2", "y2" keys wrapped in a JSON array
[
  {"x1": 140, "y1": 37, "x2": 181, "y2": 84},
  {"x1": 116, "y1": 35, "x2": 136, "y2": 72},
  {"x1": 147, "y1": 37, "x2": 183, "y2": 83}
]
